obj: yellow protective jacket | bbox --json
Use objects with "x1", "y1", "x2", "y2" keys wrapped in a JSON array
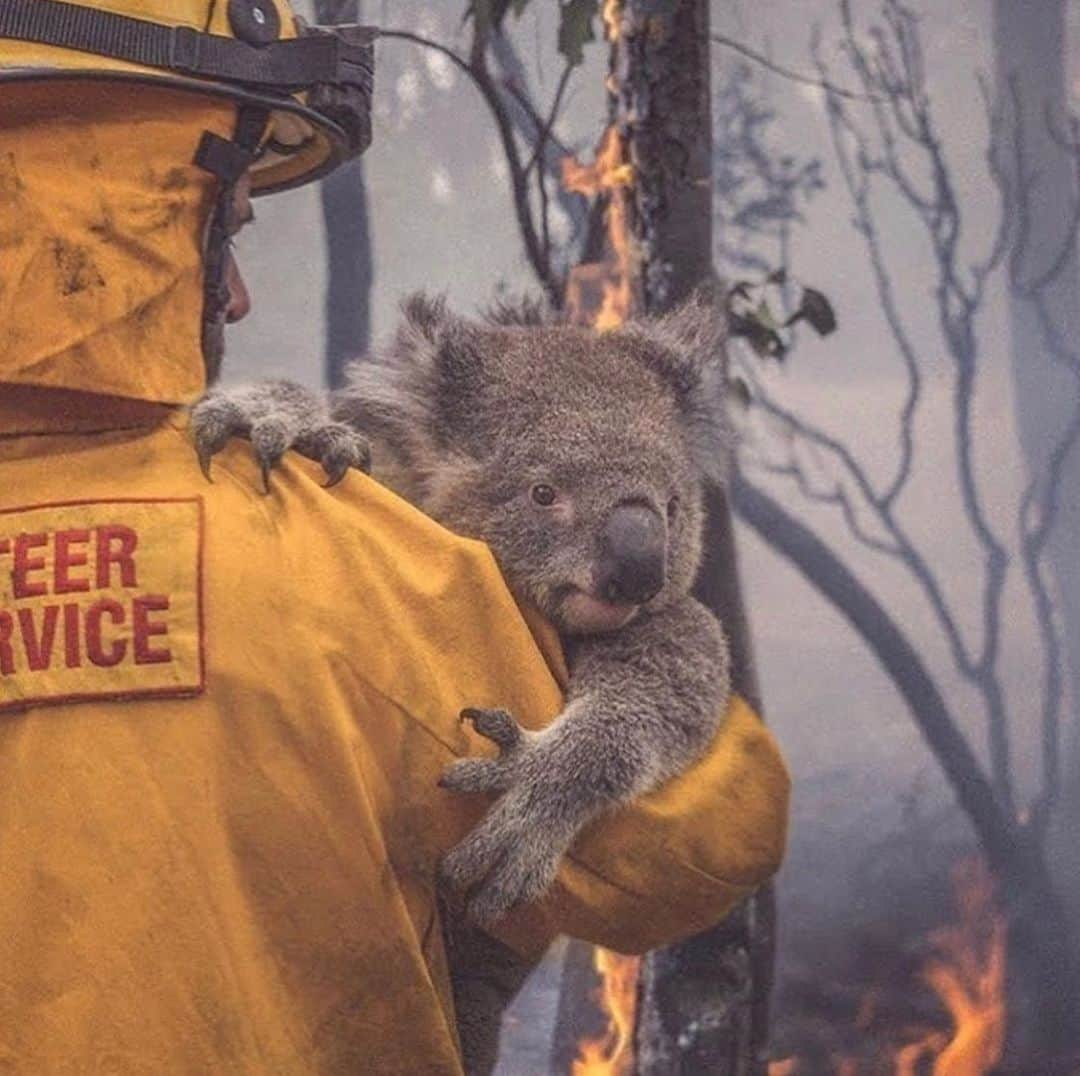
[{"x1": 0, "y1": 87, "x2": 790, "y2": 1075}]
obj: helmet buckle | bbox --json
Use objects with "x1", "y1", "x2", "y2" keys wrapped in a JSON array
[{"x1": 169, "y1": 25, "x2": 202, "y2": 76}]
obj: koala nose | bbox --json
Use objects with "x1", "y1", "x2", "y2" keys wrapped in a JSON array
[{"x1": 598, "y1": 502, "x2": 666, "y2": 606}]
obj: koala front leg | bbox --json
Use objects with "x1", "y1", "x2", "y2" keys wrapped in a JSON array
[
  {"x1": 440, "y1": 598, "x2": 729, "y2": 927},
  {"x1": 440, "y1": 698, "x2": 620, "y2": 926},
  {"x1": 440, "y1": 687, "x2": 701, "y2": 926},
  {"x1": 190, "y1": 380, "x2": 370, "y2": 491}
]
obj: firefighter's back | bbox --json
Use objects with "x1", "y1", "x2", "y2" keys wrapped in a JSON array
[{"x1": 0, "y1": 405, "x2": 564, "y2": 1074}]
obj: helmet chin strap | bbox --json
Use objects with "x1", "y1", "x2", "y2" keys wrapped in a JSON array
[{"x1": 195, "y1": 105, "x2": 269, "y2": 382}]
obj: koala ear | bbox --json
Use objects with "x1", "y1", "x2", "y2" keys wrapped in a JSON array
[
  {"x1": 480, "y1": 292, "x2": 553, "y2": 327},
  {"x1": 630, "y1": 292, "x2": 734, "y2": 485},
  {"x1": 394, "y1": 291, "x2": 485, "y2": 394},
  {"x1": 339, "y1": 293, "x2": 486, "y2": 457}
]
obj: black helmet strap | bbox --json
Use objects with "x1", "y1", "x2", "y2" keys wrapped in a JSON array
[
  {"x1": 0, "y1": 0, "x2": 372, "y2": 95},
  {"x1": 196, "y1": 104, "x2": 269, "y2": 383}
]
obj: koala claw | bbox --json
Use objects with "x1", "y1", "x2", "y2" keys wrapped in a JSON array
[
  {"x1": 304, "y1": 422, "x2": 372, "y2": 488},
  {"x1": 197, "y1": 443, "x2": 216, "y2": 483},
  {"x1": 189, "y1": 385, "x2": 371, "y2": 493},
  {"x1": 189, "y1": 393, "x2": 243, "y2": 482},
  {"x1": 459, "y1": 707, "x2": 524, "y2": 753}
]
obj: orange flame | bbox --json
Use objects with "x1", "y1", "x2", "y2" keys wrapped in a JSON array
[
  {"x1": 562, "y1": 126, "x2": 637, "y2": 330},
  {"x1": 774, "y1": 857, "x2": 1006, "y2": 1076},
  {"x1": 767, "y1": 1061, "x2": 798, "y2": 1075},
  {"x1": 571, "y1": 950, "x2": 642, "y2": 1075},
  {"x1": 602, "y1": 0, "x2": 623, "y2": 42},
  {"x1": 918, "y1": 858, "x2": 1006, "y2": 1075}
]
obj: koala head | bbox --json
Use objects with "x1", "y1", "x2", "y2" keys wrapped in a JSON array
[{"x1": 342, "y1": 293, "x2": 731, "y2": 636}]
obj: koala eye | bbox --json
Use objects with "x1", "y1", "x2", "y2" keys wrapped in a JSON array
[
  {"x1": 531, "y1": 484, "x2": 558, "y2": 507},
  {"x1": 667, "y1": 495, "x2": 680, "y2": 521}
]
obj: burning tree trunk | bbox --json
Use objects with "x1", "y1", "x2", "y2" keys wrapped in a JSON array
[
  {"x1": 611, "y1": 5, "x2": 773, "y2": 1073},
  {"x1": 554, "y1": 3, "x2": 776, "y2": 1073}
]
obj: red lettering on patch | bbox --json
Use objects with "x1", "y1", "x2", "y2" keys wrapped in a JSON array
[
  {"x1": 0, "y1": 611, "x2": 13, "y2": 675},
  {"x1": 63, "y1": 603, "x2": 81, "y2": 669},
  {"x1": 0, "y1": 499, "x2": 204, "y2": 713},
  {"x1": 55, "y1": 529, "x2": 91, "y2": 594},
  {"x1": 96, "y1": 525, "x2": 138, "y2": 590},
  {"x1": 133, "y1": 595, "x2": 171, "y2": 665},
  {"x1": 12, "y1": 533, "x2": 48, "y2": 599},
  {"x1": 85, "y1": 598, "x2": 126, "y2": 668},
  {"x1": 18, "y1": 606, "x2": 58, "y2": 671}
]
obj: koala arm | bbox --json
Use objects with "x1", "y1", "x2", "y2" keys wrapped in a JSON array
[
  {"x1": 488, "y1": 693, "x2": 789, "y2": 958},
  {"x1": 440, "y1": 596, "x2": 734, "y2": 925}
]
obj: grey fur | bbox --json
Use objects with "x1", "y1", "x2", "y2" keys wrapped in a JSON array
[{"x1": 190, "y1": 293, "x2": 732, "y2": 1072}]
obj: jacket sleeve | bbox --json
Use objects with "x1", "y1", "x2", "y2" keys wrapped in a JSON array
[
  {"x1": 264, "y1": 464, "x2": 790, "y2": 962},
  {"x1": 488, "y1": 693, "x2": 790, "y2": 959}
]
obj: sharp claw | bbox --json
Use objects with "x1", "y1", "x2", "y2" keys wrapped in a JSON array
[
  {"x1": 460, "y1": 707, "x2": 521, "y2": 751},
  {"x1": 260, "y1": 462, "x2": 273, "y2": 496},
  {"x1": 323, "y1": 463, "x2": 348, "y2": 489},
  {"x1": 197, "y1": 447, "x2": 215, "y2": 483}
]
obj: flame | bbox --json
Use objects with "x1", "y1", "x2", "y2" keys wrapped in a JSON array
[
  {"x1": 775, "y1": 856, "x2": 1006, "y2": 1076},
  {"x1": 767, "y1": 1061, "x2": 798, "y2": 1075},
  {"x1": 561, "y1": 0, "x2": 635, "y2": 331},
  {"x1": 571, "y1": 950, "x2": 642, "y2": 1075},
  {"x1": 602, "y1": 0, "x2": 623, "y2": 42},
  {"x1": 562, "y1": 126, "x2": 637, "y2": 330},
  {"x1": 918, "y1": 858, "x2": 1006, "y2": 1075}
]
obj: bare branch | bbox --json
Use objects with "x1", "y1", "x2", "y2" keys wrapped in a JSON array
[
  {"x1": 811, "y1": 29, "x2": 922, "y2": 512},
  {"x1": 970, "y1": 75, "x2": 1013, "y2": 305},
  {"x1": 809, "y1": 0, "x2": 1015, "y2": 807},
  {"x1": 523, "y1": 61, "x2": 575, "y2": 178},
  {"x1": 379, "y1": 26, "x2": 564, "y2": 306},
  {"x1": 733, "y1": 474, "x2": 1020, "y2": 873},
  {"x1": 711, "y1": 31, "x2": 878, "y2": 103}
]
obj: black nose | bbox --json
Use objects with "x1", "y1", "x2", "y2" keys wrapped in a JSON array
[{"x1": 598, "y1": 502, "x2": 666, "y2": 605}]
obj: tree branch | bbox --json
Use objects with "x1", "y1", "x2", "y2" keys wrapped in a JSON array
[
  {"x1": 711, "y1": 31, "x2": 878, "y2": 103},
  {"x1": 732, "y1": 474, "x2": 1020, "y2": 869},
  {"x1": 379, "y1": 26, "x2": 564, "y2": 306}
]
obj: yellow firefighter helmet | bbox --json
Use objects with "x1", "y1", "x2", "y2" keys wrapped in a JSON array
[{"x1": 0, "y1": 0, "x2": 374, "y2": 195}]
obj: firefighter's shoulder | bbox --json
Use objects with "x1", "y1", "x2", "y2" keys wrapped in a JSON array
[{"x1": 183, "y1": 433, "x2": 566, "y2": 745}]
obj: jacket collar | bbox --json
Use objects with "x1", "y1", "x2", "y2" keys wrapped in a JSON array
[{"x1": 0, "y1": 385, "x2": 177, "y2": 437}]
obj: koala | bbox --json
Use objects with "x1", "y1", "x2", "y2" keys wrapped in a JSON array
[{"x1": 192, "y1": 293, "x2": 732, "y2": 928}]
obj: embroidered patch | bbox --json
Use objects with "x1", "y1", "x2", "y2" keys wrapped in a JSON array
[{"x1": 0, "y1": 498, "x2": 204, "y2": 713}]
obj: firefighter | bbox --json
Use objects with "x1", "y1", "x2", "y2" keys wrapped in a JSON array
[{"x1": 0, "y1": 1, "x2": 789, "y2": 1072}]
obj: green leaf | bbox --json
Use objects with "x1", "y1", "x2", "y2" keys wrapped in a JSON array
[{"x1": 558, "y1": 0, "x2": 599, "y2": 67}]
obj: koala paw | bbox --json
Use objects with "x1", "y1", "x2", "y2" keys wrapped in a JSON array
[
  {"x1": 438, "y1": 708, "x2": 526, "y2": 794},
  {"x1": 189, "y1": 383, "x2": 370, "y2": 493},
  {"x1": 439, "y1": 796, "x2": 564, "y2": 926}
]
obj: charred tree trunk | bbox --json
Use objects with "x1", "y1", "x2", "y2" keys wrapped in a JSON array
[
  {"x1": 314, "y1": 0, "x2": 373, "y2": 388},
  {"x1": 603, "y1": 3, "x2": 774, "y2": 1073}
]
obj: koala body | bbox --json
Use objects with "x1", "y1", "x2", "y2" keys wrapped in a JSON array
[{"x1": 191, "y1": 293, "x2": 732, "y2": 1072}]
